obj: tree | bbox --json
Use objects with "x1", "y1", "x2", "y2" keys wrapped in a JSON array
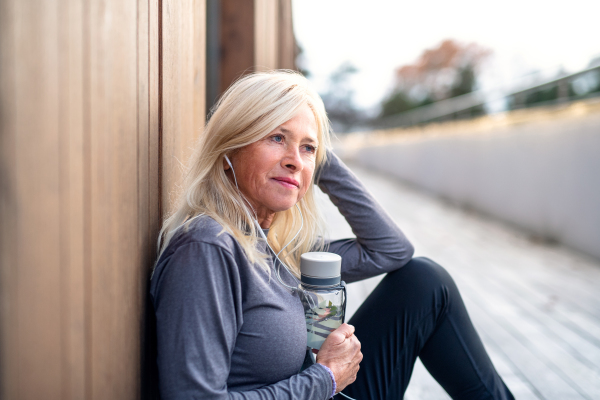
[
  {"x1": 380, "y1": 91, "x2": 415, "y2": 116},
  {"x1": 380, "y1": 39, "x2": 491, "y2": 118},
  {"x1": 295, "y1": 44, "x2": 311, "y2": 78},
  {"x1": 320, "y1": 61, "x2": 363, "y2": 133}
]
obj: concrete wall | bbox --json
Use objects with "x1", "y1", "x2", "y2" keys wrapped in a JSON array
[{"x1": 345, "y1": 103, "x2": 600, "y2": 261}]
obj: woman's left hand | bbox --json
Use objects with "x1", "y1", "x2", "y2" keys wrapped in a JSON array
[{"x1": 315, "y1": 323, "x2": 363, "y2": 393}]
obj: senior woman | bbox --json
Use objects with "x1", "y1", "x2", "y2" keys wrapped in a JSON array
[{"x1": 149, "y1": 71, "x2": 514, "y2": 400}]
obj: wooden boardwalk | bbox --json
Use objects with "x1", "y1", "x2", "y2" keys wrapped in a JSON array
[{"x1": 317, "y1": 162, "x2": 600, "y2": 400}]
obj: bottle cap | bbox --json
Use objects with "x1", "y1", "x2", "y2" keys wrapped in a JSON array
[{"x1": 300, "y1": 252, "x2": 342, "y2": 286}]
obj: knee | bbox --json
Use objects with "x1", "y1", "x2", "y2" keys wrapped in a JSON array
[
  {"x1": 391, "y1": 257, "x2": 455, "y2": 286},
  {"x1": 384, "y1": 257, "x2": 459, "y2": 305}
]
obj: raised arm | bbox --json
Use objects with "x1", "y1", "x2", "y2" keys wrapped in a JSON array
[
  {"x1": 316, "y1": 150, "x2": 414, "y2": 283},
  {"x1": 150, "y1": 242, "x2": 333, "y2": 400}
]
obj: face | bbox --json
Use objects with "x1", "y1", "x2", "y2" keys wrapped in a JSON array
[{"x1": 227, "y1": 104, "x2": 319, "y2": 228}]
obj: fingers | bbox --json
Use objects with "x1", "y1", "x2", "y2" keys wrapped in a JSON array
[
  {"x1": 329, "y1": 323, "x2": 354, "y2": 343},
  {"x1": 316, "y1": 332, "x2": 363, "y2": 393},
  {"x1": 337, "y1": 323, "x2": 355, "y2": 337},
  {"x1": 328, "y1": 324, "x2": 361, "y2": 355}
]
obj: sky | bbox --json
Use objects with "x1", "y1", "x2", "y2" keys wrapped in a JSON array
[{"x1": 292, "y1": 0, "x2": 600, "y2": 112}]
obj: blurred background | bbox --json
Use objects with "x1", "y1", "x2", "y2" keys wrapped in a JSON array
[
  {"x1": 0, "y1": 0, "x2": 599, "y2": 399},
  {"x1": 292, "y1": 1, "x2": 600, "y2": 399},
  {"x1": 294, "y1": 0, "x2": 600, "y2": 132}
]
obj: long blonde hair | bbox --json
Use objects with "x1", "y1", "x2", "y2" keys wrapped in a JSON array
[{"x1": 157, "y1": 70, "x2": 331, "y2": 275}]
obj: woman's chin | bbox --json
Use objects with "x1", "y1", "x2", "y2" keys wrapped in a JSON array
[
  {"x1": 270, "y1": 198, "x2": 301, "y2": 213},
  {"x1": 268, "y1": 191, "x2": 303, "y2": 209},
  {"x1": 274, "y1": 203, "x2": 298, "y2": 213}
]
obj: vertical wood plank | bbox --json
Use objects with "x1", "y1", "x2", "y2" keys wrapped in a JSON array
[
  {"x1": 205, "y1": 0, "x2": 221, "y2": 112},
  {"x1": 88, "y1": 0, "x2": 140, "y2": 398},
  {"x1": 277, "y1": 0, "x2": 296, "y2": 70},
  {"x1": 162, "y1": 0, "x2": 184, "y2": 214},
  {"x1": 0, "y1": 0, "x2": 18, "y2": 397},
  {"x1": 193, "y1": 0, "x2": 207, "y2": 137},
  {"x1": 59, "y1": 0, "x2": 86, "y2": 398},
  {"x1": 148, "y1": 0, "x2": 161, "y2": 244},
  {"x1": 138, "y1": 0, "x2": 160, "y2": 397},
  {"x1": 161, "y1": 0, "x2": 206, "y2": 216},
  {"x1": 138, "y1": 0, "x2": 151, "y2": 284},
  {"x1": 82, "y1": 1, "x2": 93, "y2": 397},
  {"x1": 219, "y1": 0, "x2": 254, "y2": 93},
  {"x1": 142, "y1": 2, "x2": 162, "y2": 398},
  {"x1": 13, "y1": 0, "x2": 64, "y2": 398},
  {"x1": 1, "y1": 0, "x2": 90, "y2": 397},
  {"x1": 254, "y1": 0, "x2": 278, "y2": 71}
]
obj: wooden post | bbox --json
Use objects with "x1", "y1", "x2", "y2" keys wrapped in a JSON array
[
  {"x1": 215, "y1": 0, "x2": 296, "y2": 98},
  {"x1": 277, "y1": 0, "x2": 297, "y2": 70},
  {"x1": 254, "y1": 0, "x2": 279, "y2": 71},
  {"x1": 219, "y1": 0, "x2": 255, "y2": 94}
]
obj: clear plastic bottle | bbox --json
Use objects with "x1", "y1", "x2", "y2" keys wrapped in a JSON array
[{"x1": 298, "y1": 252, "x2": 347, "y2": 351}]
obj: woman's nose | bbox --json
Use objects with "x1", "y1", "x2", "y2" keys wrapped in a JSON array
[{"x1": 282, "y1": 146, "x2": 303, "y2": 171}]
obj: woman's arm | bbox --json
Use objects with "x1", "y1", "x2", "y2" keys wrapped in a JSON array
[
  {"x1": 150, "y1": 242, "x2": 334, "y2": 400},
  {"x1": 316, "y1": 150, "x2": 414, "y2": 283}
]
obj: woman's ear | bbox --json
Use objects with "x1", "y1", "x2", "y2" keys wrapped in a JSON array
[{"x1": 223, "y1": 155, "x2": 232, "y2": 171}]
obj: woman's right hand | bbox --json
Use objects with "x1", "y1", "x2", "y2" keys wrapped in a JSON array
[{"x1": 316, "y1": 323, "x2": 363, "y2": 393}]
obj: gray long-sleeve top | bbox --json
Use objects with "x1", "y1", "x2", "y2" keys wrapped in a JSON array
[{"x1": 149, "y1": 151, "x2": 414, "y2": 399}]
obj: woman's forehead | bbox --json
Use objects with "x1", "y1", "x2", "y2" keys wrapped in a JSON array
[{"x1": 277, "y1": 104, "x2": 319, "y2": 142}]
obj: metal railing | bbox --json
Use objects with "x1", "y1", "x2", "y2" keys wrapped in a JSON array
[{"x1": 372, "y1": 65, "x2": 600, "y2": 130}]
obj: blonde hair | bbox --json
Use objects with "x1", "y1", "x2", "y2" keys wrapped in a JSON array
[{"x1": 157, "y1": 70, "x2": 331, "y2": 275}]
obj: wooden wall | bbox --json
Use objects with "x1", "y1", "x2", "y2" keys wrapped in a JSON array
[
  {"x1": 0, "y1": 0, "x2": 294, "y2": 399},
  {"x1": 253, "y1": 0, "x2": 296, "y2": 72},
  {"x1": 217, "y1": 0, "x2": 297, "y2": 97},
  {"x1": 277, "y1": 0, "x2": 297, "y2": 70},
  {"x1": 255, "y1": 0, "x2": 279, "y2": 71},
  {"x1": 161, "y1": 0, "x2": 206, "y2": 215}
]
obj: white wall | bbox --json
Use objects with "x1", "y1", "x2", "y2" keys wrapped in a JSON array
[{"x1": 349, "y1": 112, "x2": 600, "y2": 261}]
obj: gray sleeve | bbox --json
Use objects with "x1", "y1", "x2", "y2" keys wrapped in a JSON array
[
  {"x1": 151, "y1": 242, "x2": 333, "y2": 400},
  {"x1": 316, "y1": 150, "x2": 414, "y2": 283}
]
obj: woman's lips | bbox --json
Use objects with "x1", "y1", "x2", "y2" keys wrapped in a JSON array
[{"x1": 272, "y1": 177, "x2": 299, "y2": 189}]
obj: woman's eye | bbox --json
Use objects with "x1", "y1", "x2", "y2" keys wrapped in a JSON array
[
  {"x1": 271, "y1": 134, "x2": 284, "y2": 143},
  {"x1": 303, "y1": 145, "x2": 316, "y2": 153}
]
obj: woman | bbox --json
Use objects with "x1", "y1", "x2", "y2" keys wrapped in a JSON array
[{"x1": 150, "y1": 71, "x2": 514, "y2": 399}]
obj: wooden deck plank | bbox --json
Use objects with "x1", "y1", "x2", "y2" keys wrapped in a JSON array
[
  {"x1": 483, "y1": 273, "x2": 600, "y2": 370},
  {"x1": 433, "y1": 229, "x2": 600, "y2": 398},
  {"x1": 319, "y1": 160, "x2": 600, "y2": 399},
  {"x1": 463, "y1": 237, "x2": 600, "y2": 325},
  {"x1": 468, "y1": 259, "x2": 600, "y2": 351},
  {"x1": 460, "y1": 274, "x2": 600, "y2": 399},
  {"x1": 464, "y1": 292, "x2": 584, "y2": 399},
  {"x1": 479, "y1": 339, "x2": 542, "y2": 400}
]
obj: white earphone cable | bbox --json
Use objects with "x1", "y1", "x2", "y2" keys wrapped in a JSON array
[
  {"x1": 225, "y1": 155, "x2": 302, "y2": 292},
  {"x1": 226, "y1": 155, "x2": 358, "y2": 400}
]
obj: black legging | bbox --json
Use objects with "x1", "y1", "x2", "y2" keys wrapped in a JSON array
[{"x1": 341, "y1": 257, "x2": 515, "y2": 400}]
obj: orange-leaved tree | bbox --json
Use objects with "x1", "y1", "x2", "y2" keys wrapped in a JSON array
[{"x1": 381, "y1": 39, "x2": 491, "y2": 118}]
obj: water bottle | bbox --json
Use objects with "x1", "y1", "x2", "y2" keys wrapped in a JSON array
[{"x1": 299, "y1": 252, "x2": 347, "y2": 351}]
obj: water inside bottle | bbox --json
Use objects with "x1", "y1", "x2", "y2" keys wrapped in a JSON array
[{"x1": 305, "y1": 299, "x2": 343, "y2": 349}]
